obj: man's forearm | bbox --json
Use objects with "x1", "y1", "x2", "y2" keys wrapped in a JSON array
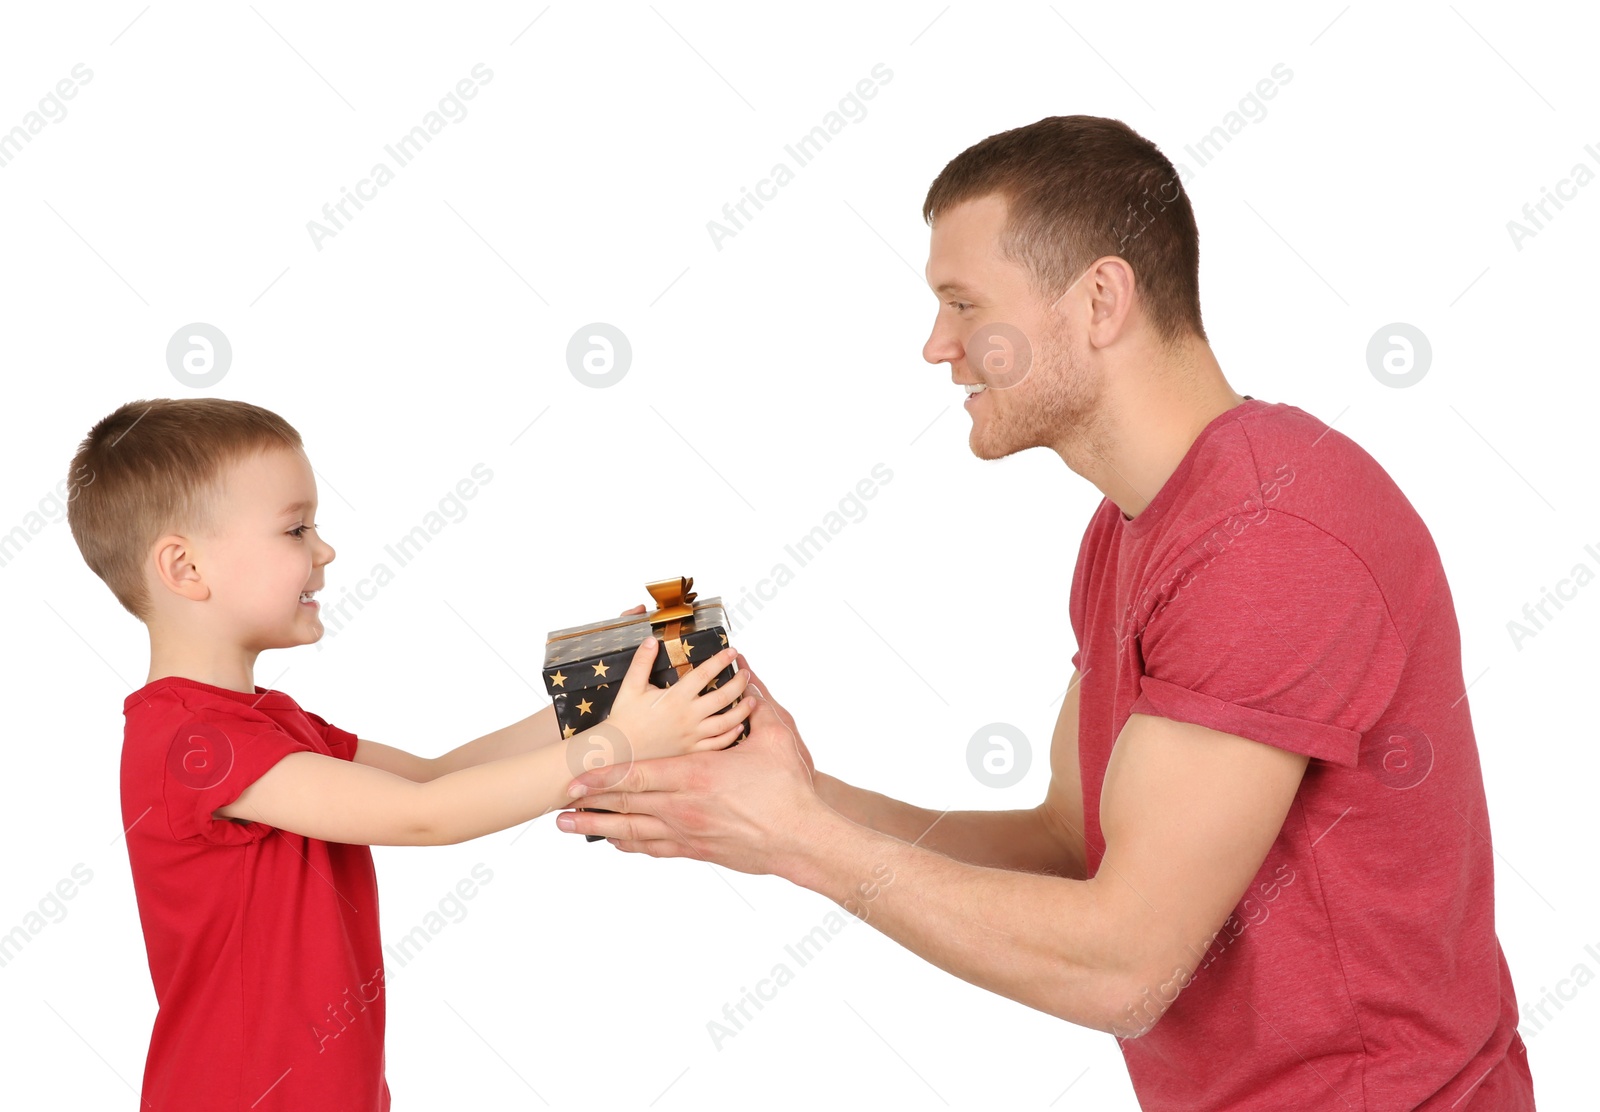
[
  {"x1": 779, "y1": 804, "x2": 1129, "y2": 1031},
  {"x1": 432, "y1": 705, "x2": 562, "y2": 778},
  {"x1": 813, "y1": 772, "x2": 1085, "y2": 878}
]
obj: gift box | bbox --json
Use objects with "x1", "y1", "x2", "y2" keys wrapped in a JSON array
[{"x1": 542, "y1": 576, "x2": 746, "y2": 840}]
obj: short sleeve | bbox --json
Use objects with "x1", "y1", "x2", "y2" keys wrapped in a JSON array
[
  {"x1": 300, "y1": 709, "x2": 360, "y2": 762},
  {"x1": 1129, "y1": 512, "x2": 1407, "y2": 766},
  {"x1": 1070, "y1": 501, "x2": 1115, "y2": 674},
  {"x1": 162, "y1": 707, "x2": 316, "y2": 845}
]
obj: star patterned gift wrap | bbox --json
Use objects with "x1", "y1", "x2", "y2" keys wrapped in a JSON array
[{"x1": 542, "y1": 577, "x2": 747, "y2": 840}]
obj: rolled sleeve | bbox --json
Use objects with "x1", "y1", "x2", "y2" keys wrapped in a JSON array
[
  {"x1": 1131, "y1": 674, "x2": 1363, "y2": 765},
  {"x1": 1129, "y1": 511, "x2": 1407, "y2": 766}
]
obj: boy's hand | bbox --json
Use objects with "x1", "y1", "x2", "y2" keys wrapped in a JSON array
[{"x1": 595, "y1": 636, "x2": 751, "y2": 773}]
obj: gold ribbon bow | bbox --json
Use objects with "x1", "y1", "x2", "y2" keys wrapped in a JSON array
[{"x1": 647, "y1": 576, "x2": 697, "y2": 676}]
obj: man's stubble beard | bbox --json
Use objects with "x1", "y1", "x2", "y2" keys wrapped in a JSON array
[{"x1": 972, "y1": 315, "x2": 1110, "y2": 466}]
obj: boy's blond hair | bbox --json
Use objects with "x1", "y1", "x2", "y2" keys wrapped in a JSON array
[{"x1": 67, "y1": 398, "x2": 303, "y2": 621}]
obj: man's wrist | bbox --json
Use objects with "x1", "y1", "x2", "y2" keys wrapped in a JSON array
[
  {"x1": 811, "y1": 769, "x2": 846, "y2": 812},
  {"x1": 774, "y1": 795, "x2": 865, "y2": 896}
]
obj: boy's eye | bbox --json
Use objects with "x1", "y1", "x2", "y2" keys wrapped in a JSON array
[{"x1": 290, "y1": 523, "x2": 317, "y2": 538}]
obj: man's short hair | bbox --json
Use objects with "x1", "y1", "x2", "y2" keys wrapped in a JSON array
[
  {"x1": 66, "y1": 398, "x2": 303, "y2": 621},
  {"x1": 923, "y1": 115, "x2": 1205, "y2": 345}
]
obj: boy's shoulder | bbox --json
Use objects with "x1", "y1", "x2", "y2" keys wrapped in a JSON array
[
  {"x1": 120, "y1": 679, "x2": 355, "y2": 838},
  {"x1": 121, "y1": 676, "x2": 344, "y2": 763},
  {"x1": 124, "y1": 676, "x2": 298, "y2": 734}
]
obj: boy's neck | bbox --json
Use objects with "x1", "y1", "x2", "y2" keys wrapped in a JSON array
[{"x1": 147, "y1": 634, "x2": 260, "y2": 695}]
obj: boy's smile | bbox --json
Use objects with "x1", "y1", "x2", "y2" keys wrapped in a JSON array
[
  {"x1": 229, "y1": 446, "x2": 337, "y2": 647},
  {"x1": 150, "y1": 445, "x2": 338, "y2": 672}
]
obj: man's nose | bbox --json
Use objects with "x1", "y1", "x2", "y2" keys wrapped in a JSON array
[{"x1": 923, "y1": 319, "x2": 963, "y2": 366}]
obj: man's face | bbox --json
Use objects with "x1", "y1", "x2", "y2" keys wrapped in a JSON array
[
  {"x1": 923, "y1": 193, "x2": 1102, "y2": 461},
  {"x1": 184, "y1": 446, "x2": 336, "y2": 650}
]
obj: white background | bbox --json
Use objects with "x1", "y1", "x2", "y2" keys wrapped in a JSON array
[{"x1": 1, "y1": 1, "x2": 1595, "y2": 1108}]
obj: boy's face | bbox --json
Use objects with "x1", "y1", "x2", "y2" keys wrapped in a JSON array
[{"x1": 191, "y1": 446, "x2": 336, "y2": 650}]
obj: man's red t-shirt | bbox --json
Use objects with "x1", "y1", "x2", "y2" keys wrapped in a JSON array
[
  {"x1": 1069, "y1": 397, "x2": 1535, "y2": 1110},
  {"x1": 121, "y1": 676, "x2": 389, "y2": 1110}
]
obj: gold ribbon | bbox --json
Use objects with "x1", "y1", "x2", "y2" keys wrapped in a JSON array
[
  {"x1": 645, "y1": 576, "x2": 697, "y2": 623},
  {"x1": 545, "y1": 576, "x2": 705, "y2": 681},
  {"x1": 648, "y1": 576, "x2": 697, "y2": 679}
]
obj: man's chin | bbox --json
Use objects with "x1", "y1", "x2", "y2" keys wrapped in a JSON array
[{"x1": 968, "y1": 428, "x2": 1026, "y2": 461}]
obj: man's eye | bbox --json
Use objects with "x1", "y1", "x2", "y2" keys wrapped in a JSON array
[{"x1": 949, "y1": 301, "x2": 970, "y2": 312}]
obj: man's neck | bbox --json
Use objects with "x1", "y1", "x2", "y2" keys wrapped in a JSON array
[{"x1": 1059, "y1": 340, "x2": 1246, "y2": 521}]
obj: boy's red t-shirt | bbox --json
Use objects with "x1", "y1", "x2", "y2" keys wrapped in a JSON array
[
  {"x1": 1069, "y1": 397, "x2": 1535, "y2": 1110},
  {"x1": 121, "y1": 676, "x2": 389, "y2": 1111}
]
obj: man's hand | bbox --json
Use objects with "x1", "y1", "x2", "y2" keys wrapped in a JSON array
[
  {"x1": 734, "y1": 652, "x2": 814, "y2": 778},
  {"x1": 562, "y1": 701, "x2": 1310, "y2": 1033},
  {"x1": 555, "y1": 690, "x2": 826, "y2": 876}
]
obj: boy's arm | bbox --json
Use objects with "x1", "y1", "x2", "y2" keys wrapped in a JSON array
[
  {"x1": 352, "y1": 705, "x2": 562, "y2": 783},
  {"x1": 351, "y1": 604, "x2": 645, "y2": 782},
  {"x1": 218, "y1": 731, "x2": 593, "y2": 846},
  {"x1": 217, "y1": 639, "x2": 747, "y2": 845}
]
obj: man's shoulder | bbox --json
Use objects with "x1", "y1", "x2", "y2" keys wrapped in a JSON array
[
  {"x1": 1185, "y1": 401, "x2": 1430, "y2": 546},
  {"x1": 1177, "y1": 401, "x2": 1444, "y2": 630}
]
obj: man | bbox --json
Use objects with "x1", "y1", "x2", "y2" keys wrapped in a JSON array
[{"x1": 555, "y1": 116, "x2": 1535, "y2": 1110}]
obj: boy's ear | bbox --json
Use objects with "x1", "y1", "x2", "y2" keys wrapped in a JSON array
[{"x1": 151, "y1": 535, "x2": 210, "y2": 602}]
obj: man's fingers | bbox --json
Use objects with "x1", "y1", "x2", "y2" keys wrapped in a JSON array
[
  {"x1": 569, "y1": 749, "x2": 693, "y2": 799},
  {"x1": 733, "y1": 654, "x2": 762, "y2": 691},
  {"x1": 746, "y1": 696, "x2": 791, "y2": 740},
  {"x1": 606, "y1": 838, "x2": 689, "y2": 859},
  {"x1": 574, "y1": 751, "x2": 707, "y2": 813},
  {"x1": 560, "y1": 809, "x2": 676, "y2": 842},
  {"x1": 565, "y1": 781, "x2": 672, "y2": 816},
  {"x1": 568, "y1": 753, "x2": 648, "y2": 797},
  {"x1": 748, "y1": 696, "x2": 778, "y2": 725},
  {"x1": 733, "y1": 653, "x2": 769, "y2": 691}
]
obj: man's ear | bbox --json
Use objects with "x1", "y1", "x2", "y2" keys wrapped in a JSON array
[
  {"x1": 151, "y1": 535, "x2": 210, "y2": 603},
  {"x1": 1083, "y1": 255, "x2": 1137, "y2": 349}
]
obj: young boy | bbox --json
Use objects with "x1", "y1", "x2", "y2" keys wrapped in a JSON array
[{"x1": 66, "y1": 397, "x2": 752, "y2": 1111}]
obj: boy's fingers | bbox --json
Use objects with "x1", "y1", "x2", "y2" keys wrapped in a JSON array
[
  {"x1": 677, "y1": 647, "x2": 737, "y2": 696},
  {"x1": 734, "y1": 657, "x2": 767, "y2": 696},
  {"x1": 695, "y1": 722, "x2": 744, "y2": 751},
  {"x1": 619, "y1": 603, "x2": 647, "y2": 616},
  {"x1": 696, "y1": 692, "x2": 755, "y2": 738},
  {"x1": 620, "y1": 635, "x2": 658, "y2": 691},
  {"x1": 694, "y1": 669, "x2": 749, "y2": 715}
]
